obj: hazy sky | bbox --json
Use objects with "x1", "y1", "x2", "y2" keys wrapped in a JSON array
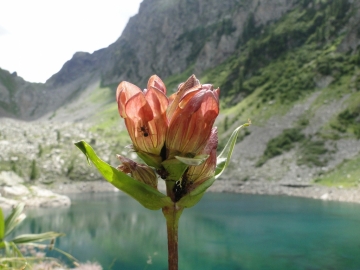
[{"x1": 0, "y1": 0, "x2": 142, "y2": 83}]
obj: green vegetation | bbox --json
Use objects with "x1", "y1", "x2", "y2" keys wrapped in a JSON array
[
  {"x1": 0, "y1": 68, "x2": 18, "y2": 114},
  {"x1": 256, "y1": 128, "x2": 304, "y2": 167},
  {"x1": 314, "y1": 155, "x2": 360, "y2": 187},
  {"x1": 297, "y1": 138, "x2": 330, "y2": 167},
  {"x1": 0, "y1": 204, "x2": 72, "y2": 269},
  {"x1": 29, "y1": 159, "x2": 39, "y2": 181},
  {"x1": 333, "y1": 107, "x2": 360, "y2": 138}
]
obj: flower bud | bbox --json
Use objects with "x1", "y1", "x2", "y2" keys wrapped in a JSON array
[
  {"x1": 185, "y1": 128, "x2": 218, "y2": 191},
  {"x1": 117, "y1": 155, "x2": 158, "y2": 189}
]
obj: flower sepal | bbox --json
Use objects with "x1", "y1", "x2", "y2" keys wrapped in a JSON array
[
  {"x1": 75, "y1": 140, "x2": 172, "y2": 210},
  {"x1": 137, "y1": 151, "x2": 163, "y2": 169},
  {"x1": 161, "y1": 158, "x2": 188, "y2": 181},
  {"x1": 177, "y1": 176, "x2": 216, "y2": 208},
  {"x1": 175, "y1": 155, "x2": 209, "y2": 166}
]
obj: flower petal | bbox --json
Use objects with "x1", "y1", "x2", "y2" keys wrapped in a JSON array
[
  {"x1": 167, "y1": 90, "x2": 219, "y2": 157},
  {"x1": 147, "y1": 75, "x2": 167, "y2": 94},
  {"x1": 116, "y1": 81, "x2": 142, "y2": 118},
  {"x1": 167, "y1": 74, "x2": 200, "y2": 120},
  {"x1": 125, "y1": 92, "x2": 154, "y2": 122}
]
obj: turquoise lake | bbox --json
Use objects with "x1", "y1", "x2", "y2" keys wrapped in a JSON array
[{"x1": 17, "y1": 192, "x2": 360, "y2": 270}]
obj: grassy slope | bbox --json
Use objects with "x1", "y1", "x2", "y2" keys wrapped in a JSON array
[
  {"x1": 81, "y1": 0, "x2": 359, "y2": 187},
  {"x1": 161, "y1": 0, "x2": 360, "y2": 186}
]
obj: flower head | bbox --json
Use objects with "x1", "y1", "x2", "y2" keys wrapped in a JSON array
[
  {"x1": 166, "y1": 76, "x2": 220, "y2": 159},
  {"x1": 116, "y1": 75, "x2": 168, "y2": 167},
  {"x1": 116, "y1": 74, "x2": 220, "y2": 200}
]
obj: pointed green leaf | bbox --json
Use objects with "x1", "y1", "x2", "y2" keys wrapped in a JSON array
[
  {"x1": 0, "y1": 208, "x2": 4, "y2": 241},
  {"x1": 4, "y1": 241, "x2": 10, "y2": 256},
  {"x1": 4, "y1": 203, "x2": 25, "y2": 237},
  {"x1": 52, "y1": 246, "x2": 78, "y2": 262},
  {"x1": 9, "y1": 241, "x2": 23, "y2": 257},
  {"x1": 11, "y1": 232, "x2": 64, "y2": 244},
  {"x1": 215, "y1": 120, "x2": 251, "y2": 179},
  {"x1": 75, "y1": 141, "x2": 172, "y2": 210},
  {"x1": 177, "y1": 176, "x2": 216, "y2": 208},
  {"x1": 175, "y1": 155, "x2": 209, "y2": 166}
]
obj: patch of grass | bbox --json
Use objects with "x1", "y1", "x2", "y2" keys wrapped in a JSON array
[
  {"x1": 90, "y1": 103, "x2": 121, "y2": 130},
  {"x1": 297, "y1": 138, "x2": 329, "y2": 167},
  {"x1": 86, "y1": 84, "x2": 114, "y2": 104},
  {"x1": 29, "y1": 159, "x2": 39, "y2": 181},
  {"x1": 256, "y1": 128, "x2": 304, "y2": 167},
  {"x1": 325, "y1": 91, "x2": 360, "y2": 139},
  {"x1": 314, "y1": 155, "x2": 360, "y2": 187}
]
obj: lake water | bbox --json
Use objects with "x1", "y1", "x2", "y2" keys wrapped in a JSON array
[{"x1": 16, "y1": 192, "x2": 360, "y2": 270}]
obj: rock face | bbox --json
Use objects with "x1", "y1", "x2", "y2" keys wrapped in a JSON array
[
  {"x1": 0, "y1": 0, "x2": 299, "y2": 119},
  {"x1": 90, "y1": 0, "x2": 299, "y2": 86},
  {"x1": 1, "y1": 0, "x2": 360, "y2": 120},
  {"x1": 0, "y1": 171, "x2": 71, "y2": 209}
]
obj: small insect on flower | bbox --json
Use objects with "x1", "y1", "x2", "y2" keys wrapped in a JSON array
[
  {"x1": 139, "y1": 125, "x2": 150, "y2": 137},
  {"x1": 140, "y1": 126, "x2": 149, "y2": 137}
]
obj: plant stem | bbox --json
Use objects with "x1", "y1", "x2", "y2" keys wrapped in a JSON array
[
  {"x1": 162, "y1": 197, "x2": 183, "y2": 270},
  {"x1": 162, "y1": 206, "x2": 183, "y2": 270}
]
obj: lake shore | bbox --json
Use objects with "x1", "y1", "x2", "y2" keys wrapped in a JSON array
[{"x1": 44, "y1": 179, "x2": 360, "y2": 204}]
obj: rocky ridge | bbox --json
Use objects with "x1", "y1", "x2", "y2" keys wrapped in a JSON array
[{"x1": 0, "y1": 0, "x2": 300, "y2": 120}]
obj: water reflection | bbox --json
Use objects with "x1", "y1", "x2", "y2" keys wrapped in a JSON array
[{"x1": 16, "y1": 192, "x2": 360, "y2": 270}]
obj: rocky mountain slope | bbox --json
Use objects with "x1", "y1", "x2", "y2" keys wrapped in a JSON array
[
  {"x1": 0, "y1": 0, "x2": 300, "y2": 119},
  {"x1": 1, "y1": 0, "x2": 360, "y2": 198}
]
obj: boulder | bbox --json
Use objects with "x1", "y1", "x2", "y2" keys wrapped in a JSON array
[{"x1": 0, "y1": 172, "x2": 71, "y2": 209}]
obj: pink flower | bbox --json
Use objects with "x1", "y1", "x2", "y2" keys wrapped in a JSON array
[
  {"x1": 166, "y1": 75, "x2": 220, "y2": 159},
  {"x1": 116, "y1": 75, "x2": 168, "y2": 167}
]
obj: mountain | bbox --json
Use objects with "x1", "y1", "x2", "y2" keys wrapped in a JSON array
[
  {"x1": 0, "y1": 0, "x2": 301, "y2": 119},
  {"x1": 1, "y1": 0, "x2": 360, "y2": 194}
]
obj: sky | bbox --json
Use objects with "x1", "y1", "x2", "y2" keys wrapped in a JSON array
[{"x1": 0, "y1": 0, "x2": 142, "y2": 83}]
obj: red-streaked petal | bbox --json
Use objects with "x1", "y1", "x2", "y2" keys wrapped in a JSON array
[
  {"x1": 145, "y1": 86, "x2": 169, "y2": 117},
  {"x1": 167, "y1": 91, "x2": 219, "y2": 157},
  {"x1": 167, "y1": 75, "x2": 200, "y2": 120},
  {"x1": 117, "y1": 81, "x2": 142, "y2": 118},
  {"x1": 125, "y1": 92, "x2": 154, "y2": 122},
  {"x1": 147, "y1": 75, "x2": 166, "y2": 94}
]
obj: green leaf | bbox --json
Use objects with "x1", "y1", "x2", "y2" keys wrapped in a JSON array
[
  {"x1": 215, "y1": 120, "x2": 251, "y2": 179},
  {"x1": 175, "y1": 155, "x2": 209, "y2": 166},
  {"x1": 177, "y1": 176, "x2": 216, "y2": 208},
  {"x1": 4, "y1": 241, "x2": 10, "y2": 256},
  {"x1": 75, "y1": 141, "x2": 172, "y2": 210},
  {"x1": 9, "y1": 241, "x2": 23, "y2": 257},
  {"x1": 11, "y1": 232, "x2": 64, "y2": 244},
  {"x1": 4, "y1": 203, "x2": 25, "y2": 237},
  {"x1": 0, "y1": 208, "x2": 4, "y2": 241}
]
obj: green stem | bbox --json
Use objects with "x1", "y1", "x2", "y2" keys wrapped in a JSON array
[
  {"x1": 163, "y1": 180, "x2": 183, "y2": 270},
  {"x1": 162, "y1": 205, "x2": 183, "y2": 270}
]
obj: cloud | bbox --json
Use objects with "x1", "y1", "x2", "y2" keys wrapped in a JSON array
[
  {"x1": 0, "y1": 0, "x2": 142, "y2": 83},
  {"x1": 0, "y1": 25, "x2": 9, "y2": 36}
]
